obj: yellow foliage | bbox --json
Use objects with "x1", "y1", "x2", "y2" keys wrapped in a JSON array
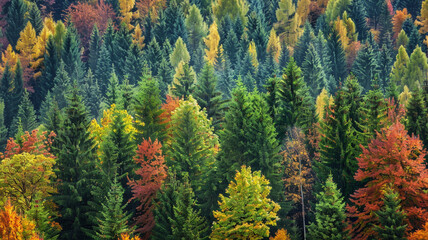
[
  {"x1": 16, "y1": 22, "x2": 37, "y2": 58},
  {"x1": 275, "y1": 0, "x2": 302, "y2": 48},
  {"x1": 315, "y1": 88, "x2": 332, "y2": 121},
  {"x1": 266, "y1": 28, "x2": 282, "y2": 63},
  {"x1": 132, "y1": 24, "x2": 145, "y2": 50},
  {"x1": 204, "y1": 21, "x2": 220, "y2": 65},
  {"x1": 0, "y1": 45, "x2": 18, "y2": 73},
  {"x1": 31, "y1": 17, "x2": 56, "y2": 78},
  {"x1": 89, "y1": 104, "x2": 137, "y2": 156},
  {"x1": 416, "y1": 0, "x2": 428, "y2": 35},
  {"x1": 270, "y1": 229, "x2": 291, "y2": 240},
  {"x1": 119, "y1": 0, "x2": 139, "y2": 30},
  {"x1": 409, "y1": 221, "x2": 428, "y2": 240},
  {"x1": 334, "y1": 12, "x2": 356, "y2": 52},
  {"x1": 118, "y1": 233, "x2": 141, "y2": 240},
  {"x1": 296, "y1": 0, "x2": 311, "y2": 26},
  {"x1": 399, "y1": 85, "x2": 412, "y2": 107},
  {"x1": 0, "y1": 201, "x2": 40, "y2": 240},
  {"x1": 248, "y1": 41, "x2": 258, "y2": 68}
]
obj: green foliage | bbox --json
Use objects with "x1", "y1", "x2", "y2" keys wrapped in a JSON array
[
  {"x1": 360, "y1": 81, "x2": 388, "y2": 136},
  {"x1": 10, "y1": 90, "x2": 38, "y2": 137},
  {"x1": 124, "y1": 44, "x2": 144, "y2": 85},
  {"x1": 170, "y1": 62, "x2": 196, "y2": 99},
  {"x1": 185, "y1": 5, "x2": 207, "y2": 54},
  {"x1": 106, "y1": 70, "x2": 120, "y2": 107},
  {"x1": 88, "y1": 25, "x2": 101, "y2": 74},
  {"x1": 308, "y1": 174, "x2": 350, "y2": 240},
  {"x1": 61, "y1": 27, "x2": 84, "y2": 81},
  {"x1": 51, "y1": 61, "x2": 71, "y2": 110},
  {"x1": 27, "y1": 3, "x2": 43, "y2": 35},
  {"x1": 96, "y1": 42, "x2": 114, "y2": 95},
  {"x1": 373, "y1": 187, "x2": 407, "y2": 240},
  {"x1": 405, "y1": 46, "x2": 428, "y2": 91},
  {"x1": 328, "y1": 29, "x2": 347, "y2": 88},
  {"x1": 6, "y1": 0, "x2": 27, "y2": 48},
  {"x1": 0, "y1": 99, "x2": 7, "y2": 150},
  {"x1": 302, "y1": 43, "x2": 329, "y2": 98},
  {"x1": 352, "y1": 42, "x2": 380, "y2": 92},
  {"x1": 406, "y1": 88, "x2": 428, "y2": 149},
  {"x1": 81, "y1": 69, "x2": 101, "y2": 119}
]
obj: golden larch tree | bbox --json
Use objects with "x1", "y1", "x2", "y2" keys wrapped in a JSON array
[
  {"x1": 204, "y1": 21, "x2": 220, "y2": 65},
  {"x1": 266, "y1": 28, "x2": 282, "y2": 63}
]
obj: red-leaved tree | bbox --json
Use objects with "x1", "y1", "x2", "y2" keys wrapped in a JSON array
[
  {"x1": 1, "y1": 129, "x2": 55, "y2": 159},
  {"x1": 159, "y1": 95, "x2": 180, "y2": 132},
  {"x1": 66, "y1": 0, "x2": 115, "y2": 52},
  {"x1": 347, "y1": 121, "x2": 428, "y2": 240},
  {"x1": 128, "y1": 138, "x2": 167, "y2": 239}
]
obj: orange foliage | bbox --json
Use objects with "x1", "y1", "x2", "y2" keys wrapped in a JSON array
[
  {"x1": 159, "y1": 95, "x2": 180, "y2": 132},
  {"x1": 409, "y1": 222, "x2": 428, "y2": 240},
  {"x1": 127, "y1": 138, "x2": 167, "y2": 238},
  {"x1": 136, "y1": 0, "x2": 166, "y2": 21},
  {"x1": 270, "y1": 228, "x2": 291, "y2": 240},
  {"x1": 1, "y1": 130, "x2": 56, "y2": 159},
  {"x1": 392, "y1": 9, "x2": 411, "y2": 39},
  {"x1": 119, "y1": 233, "x2": 141, "y2": 240},
  {"x1": 346, "y1": 41, "x2": 361, "y2": 70},
  {"x1": 0, "y1": 201, "x2": 40, "y2": 240},
  {"x1": 66, "y1": 1, "x2": 116, "y2": 50},
  {"x1": 347, "y1": 122, "x2": 428, "y2": 240}
]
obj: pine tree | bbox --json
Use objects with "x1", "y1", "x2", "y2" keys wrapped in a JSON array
[
  {"x1": 10, "y1": 90, "x2": 38, "y2": 137},
  {"x1": 133, "y1": 74, "x2": 166, "y2": 143},
  {"x1": 118, "y1": 77, "x2": 134, "y2": 113},
  {"x1": 157, "y1": 57, "x2": 174, "y2": 98},
  {"x1": 307, "y1": 174, "x2": 350, "y2": 240},
  {"x1": 81, "y1": 70, "x2": 101, "y2": 119},
  {"x1": 27, "y1": 3, "x2": 43, "y2": 35},
  {"x1": 328, "y1": 29, "x2": 347, "y2": 88},
  {"x1": 378, "y1": 43, "x2": 394, "y2": 92},
  {"x1": 373, "y1": 187, "x2": 407, "y2": 240},
  {"x1": 293, "y1": 22, "x2": 314, "y2": 67},
  {"x1": 407, "y1": 24, "x2": 422, "y2": 55},
  {"x1": 6, "y1": 0, "x2": 27, "y2": 48},
  {"x1": 406, "y1": 88, "x2": 428, "y2": 149},
  {"x1": 88, "y1": 25, "x2": 101, "y2": 74},
  {"x1": 405, "y1": 46, "x2": 428, "y2": 91},
  {"x1": 185, "y1": 5, "x2": 208, "y2": 55},
  {"x1": 124, "y1": 44, "x2": 144, "y2": 85},
  {"x1": 302, "y1": 43, "x2": 329, "y2": 98},
  {"x1": 106, "y1": 70, "x2": 120, "y2": 106},
  {"x1": 360, "y1": 81, "x2": 388, "y2": 136},
  {"x1": 113, "y1": 23, "x2": 132, "y2": 79},
  {"x1": 349, "y1": 0, "x2": 369, "y2": 41},
  {"x1": 44, "y1": 97, "x2": 63, "y2": 138},
  {"x1": 193, "y1": 63, "x2": 225, "y2": 131},
  {"x1": 145, "y1": 38, "x2": 163, "y2": 76},
  {"x1": 352, "y1": 42, "x2": 380, "y2": 92},
  {"x1": 61, "y1": 27, "x2": 84, "y2": 82},
  {"x1": 96, "y1": 42, "x2": 114, "y2": 95},
  {"x1": 53, "y1": 86, "x2": 102, "y2": 239},
  {"x1": 390, "y1": 45, "x2": 410, "y2": 91},
  {"x1": 0, "y1": 99, "x2": 8, "y2": 151},
  {"x1": 95, "y1": 179, "x2": 133, "y2": 240},
  {"x1": 5, "y1": 61, "x2": 24, "y2": 130},
  {"x1": 314, "y1": 31, "x2": 334, "y2": 90},
  {"x1": 169, "y1": 62, "x2": 196, "y2": 99}
]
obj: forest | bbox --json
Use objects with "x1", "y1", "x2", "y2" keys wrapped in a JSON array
[{"x1": 0, "y1": 0, "x2": 428, "y2": 239}]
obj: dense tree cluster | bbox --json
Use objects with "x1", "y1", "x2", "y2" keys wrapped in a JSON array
[{"x1": 0, "y1": 0, "x2": 428, "y2": 239}]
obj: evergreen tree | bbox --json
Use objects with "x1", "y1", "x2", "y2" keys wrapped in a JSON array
[
  {"x1": 185, "y1": 5, "x2": 208, "y2": 55},
  {"x1": 314, "y1": 31, "x2": 335, "y2": 90},
  {"x1": 124, "y1": 44, "x2": 144, "y2": 85},
  {"x1": 307, "y1": 174, "x2": 350, "y2": 240},
  {"x1": 95, "y1": 179, "x2": 133, "y2": 240},
  {"x1": 106, "y1": 70, "x2": 120, "y2": 107},
  {"x1": 118, "y1": 77, "x2": 134, "y2": 113},
  {"x1": 302, "y1": 43, "x2": 329, "y2": 98},
  {"x1": 378, "y1": 43, "x2": 394, "y2": 92},
  {"x1": 96, "y1": 42, "x2": 114, "y2": 95},
  {"x1": 81, "y1": 69, "x2": 101, "y2": 119},
  {"x1": 373, "y1": 187, "x2": 407, "y2": 240},
  {"x1": 113, "y1": 23, "x2": 132, "y2": 79},
  {"x1": 27, "y1": 3, "x2": 43, "y2": 35},
  {"x1": 293, "y1": 22, "x2": 314, "y2": 67},
  {"x1": 61, "y1": 27, "x2": 84, "y2": 82},
  {"x1": 360, "y1": 80, "x2": 388, "y2": 136},
  {"x1": 170, "y1": 62, "x2": 196, "y2": 100},
  {"x1": 406, "y1": 88, "x2": 428, "y2": 149},
  {"x1": 88, "y1": 25, "x2": 101, "y2": 74},
  {"x1": 407, "y1": 23, "x2": 422, "y2": 55},
  {"x1": 53, "y1": 86, "x2": 102, "y2": 239},
  {"x1": 247, "y1": 11, "x2": 268, "y2": 62},
  {"x1": 390, "y1": 45, "x2": 410, "y2": 91},
  {"x1": 223, "y1": 29, "x2": 241, "y2": 68},
  {"x1": 279, "y1": 44, "x2": 290, "y2": 70},
  {"x1": 44, "y1": 97, "x2": 63, "y2": 139},
  {"x1": 50, "y1": 61, "x2": 71, "y2": 111},
  {"x1": 328, "y1": 29, "x2": 347, "y2": 89},
  {"x1": 0, "y1": 99, "x2": 7, "y2": 151},
  {"x1": 157, "y1": 57, "x2": 174, "y2": 98},
  {"x1": 6, "y1": 61, "x2": 24, "y2": 130},
  {"x1": 352, "y1": 42, "x2": 380, "y2": 92},
  {"x1": 395, "y1": 0, "x2": 423, "y2": 19},
  {"x1": 170, "y1": 37, "x2": 191, "y2": 68},
  {"x1": 6, "y1": 0, "x2": 27, "y2": 48},
  {"x1": 405, "y1": 46, "x2": 428, "y2": 91},
  {"x1": 193, "y1": 63, "x2": 225, "y2": 131},
  {"x1": 133, "y1": 74, "x2": 166, "y2": 143},
  {"x1": 145, "y1": 38, "x2": 163, "y2": 76},
  {"x1": 349, "y1": 0, "x2": 369, "y2": 41},
  {"x1": 10, "y1": 90, "x2": 38, "y2": 136},
  {"x1": 152, "y1": 175, "x2": 208, "y2": 240}
]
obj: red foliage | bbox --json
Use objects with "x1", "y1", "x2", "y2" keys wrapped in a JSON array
[
  {"x1": 66, "y1": 0, "x2": 115, "y2": 52},
  {"x1": 159, "y1": 95, "x2": 180, "y2": 132},
  {"x1": 128, "y1": 138, "x2": 167, "y2": 239},
  {"x1": 346, "y1": 41, "x2": 361, "y2": 70},
  {"x1": 347, "y1": 121, "x2": 428, "y2": 240},
  {"x1": 1, "y1": 130, "x2": 56, "y2": 159},
  {"x1": 386, "y1": 0, "x2": 393, "y2": 16},
  {"x1": 136, "y1": 0, "x2": 166, "y2": 20},
  {"x1": 308, "y1": 2, "x2": 322, "y2": 26}
]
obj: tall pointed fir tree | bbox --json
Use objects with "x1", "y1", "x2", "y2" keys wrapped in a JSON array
[
  {"x1": 390, "y1": 45, "x2": 409, "y2": 91},
  {"x1": 293, "y1": 22, "x2": 314, "y2": 67},
  {"x1": 133, "y1": 74, "x2": 166, "y2": 143},
  {"x1": 373, "y1": 187, "x2": 407, "y2": 240},
  {"x1": 0, "y1": 100, "x2": 7, "y2": 151},
  {"x1": 27, "y1": 3, "x2": 43, "y2": 35},
  {"x1": 88, "y1": 25, "x2": 101, "y2": 74},
  {"x1": 169, "y1": 62, "x2": 196, "y2": 100},
  {"x1": 50, "y1": 61, "x2": 71, "y2": 110},
  {"x1": 5, "y1": 61, "x2": 24, "y2": 131},
  {"x1": 360, "y1": 80, "x2": 388, "y2": 136},
  {"x1": 328, "y1": 29, "x2": 347, "y2": 89},
  {"x1": 0, "y1": 64, "x2": 13, "y2": 128},
  {"x1": 124, "y1": 44, "x2": 144, "y2": 85},
  {"x1": 61, "y1": 26, "x2": 84, "y2": 82},
  {"x1": 145, "y1": 38, "x2": 163, "y2": 76},
  {"x1": 10, "y1": 90, "x2": 38, "y2": 137},
  {"x1": 106, "y1": 70, "x2": 120, "y2": 107},
  {"x1": 302, "y1": 43, "x2": 329, "y2": 98},
  {"x1": 378, "y1": 43, "x2": 394, "y2": 92},
  {"x1": 6, "y1": 0, "x2": 27, "y2": 48},
  {"x1": 53, "y1": 86, "x2": 102, "y2": 239},
  {"x1": 352, "y1": 42, "x2": 380, "y2": 92},
  {"x1": 349, "y1": 0, "x2": 369, "y2": 41},
  {"x1": 81, "y1": 70, "x2": 101, "y2": 119},
  {"x1": 307, "y1": 174, "x2": 350, "y2": 240},
  {"x1": 96, "y1": 42, "x2": 114, "y2": 95},
  {"x1": 405, "y1": 46, "x2": 428, "y2": 91},
  {"x1": 406, "y1": 88, "x2": 428, "y2": 149},
  {"x1": 113, "y1": 23, "x2": 132, "y2": 79},
  {"x1": 193, "y1": 62, "x2": 225, "y2": 131}
]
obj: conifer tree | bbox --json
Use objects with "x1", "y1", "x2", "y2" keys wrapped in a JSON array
[
  {"x1": 314, "y1": 31, "x2": 334, "y2": 90},
  {"x1": 124, "y1": 44, "x2": 144, "y2": 85},
  {"x1": 53, "y1": 86, "x2": 102, "y2": 239},
  {"x1": 352, "y1": 42, "x2": 380, "y2": 92},
  {"x1": 96, "y1": 42, "x2": 114, "y2": 95},
  {"x1": 10, "y1": 90, "x2": 38, "y2": 137},
  {"x1": 170, "y1": 62, "x2": 196, "y2": 100},
  {"x1": 212, "y1": 0, "x2": 249, "y2": 24},
  {"x1": 95, "y1": 179, "x2": 133, "y2": 240},
  {"x1": 407, "y1": 25, "x2": 422, "y2": 55},
  {"x1": 27, "y1": 3, "x2": 43, "y2": 35},
  {"x1": 88, "y1": 25, "x2": 101, "y2": 74},
  {"x1": 379, "y1": 43, "x2": 394, "y2": 92},
  {"x1": 6, "y1": 61, "x2": 24, "y2": 130},
  {"x1": 406, "y1": 88, "x2": 428, "y2": 148},
  {"x1": 114, "y1": 23, "x2": 132, "y2": 79},
  {"x1": 44, "y1": 98, "x2": 63, "y2": 138},
  {"x1": 328, "y1": 29, "x2": 347, "y2": 88},
  {"x1": 302, "y1": 43, "x2": 329, "y2": 98},
  {"x1": 266, "y1": 28, "x2": 282, "y2": 63},
  {"x1": 204, "y1": 21, "x2": 221, "y2": 65},
  {"x1": 81, "y1": 70, "x2": 101, "y2": 119},
  {"x1": 391, "y1": 45, "x2": 410, "y2": 91},
  {"x1": 51, "y1": 61, "x2": 71, "y2": 110},
  {"x1": 247, "y1": 12, "x2": 268, "y2": 62},
  {"x1": 106, "y1": 70, "x2": 120, "y2": 107},
  {"x1": 133, "y1": 74, "x2": 166, "y2": 143},
  {"x1": 293, "y1": 22, "x2": 314, "y2": 67},
  {"x1": 0, "y1": 100, "x2": 7, "y2": 150},
  {"x1": 6, "y1": 0, "x2": 27, "y2": 48},
  {"x1": 185, "y1": 5, "x2": 207, "y2": 55},
  {"x1": 360, "y1": 81, "x2": 388, "y2": 136},
  {"x1": 373, "y1": 187, "x2": 407, "y2": 240},
  {"x1": 275, "y1": 0, "x2": 301, "y2": 47},
  {"x1": 397, "y1": 29, "x2": 409, "y2": 49},
  {"x1": 405, "y1": 46, "x2": 428, "y2": 91},
  {"x1": 61, "y1": 27, "x2": 84, "y2": 81},
  {"x1": 193, "y1": 63, "x2": 225, "y2": 131},
  {"x1": 307, "y1": 174, "x2": 350, "y2": 240},
  {"x1": 349, "y1": 0, "x2": 369, "y2": 41}
]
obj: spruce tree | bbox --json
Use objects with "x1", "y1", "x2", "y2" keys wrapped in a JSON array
[
  {"x1": 308, "y1": 174, "x2": 350, "y2": 240},
  {"x1": 328, "y1": 29, "x2": 347, "y2": 89},
  {"x1": 349, "y1": 0, "x2": 369, "y2": 41},
  {"x1": 373, "y1": 187, "x2": 407, "y2": 240},
  {"x1": 61, "y1": 27, "x2": 84, "y2": 82},
  {"x1": 379, "y1": 43, "x2": 394, "y2": 92},
  {"x1": 7, "y1": 61, "x2": 24, "y2": 130},
  {"x1": 185, "y1": 5, "x2": 208, "y2": 55},
  {"x1": 10, "y1": 90, "x2": 38, "y2": 136},
  {"x1": 96, "y1": 42, "x2": 113, "y2": 95},
  {"x1": 407, "y1": 24, "x2": 422, "y2": 55},
  {"x1": 157, "y1": 57, "x2": 174, "y2": 98},
  {"x1": 360, "y1": 80, "x2": 388, "y2": 136},
  {"x1": 352, "y1": 42, "x2": 380, "y2": 92},
  {"x1": 145, "y1": 38, "x2": 163, "y2": 76},
  {"x1": 95, "y1": 179, "x2": 133, "y2": 240},
  {"x1": 124, "y1": 44, "x2": 144, "y2": 85},
  {"x1": 293, "y1": 22, "x2": 314, "y2": 67},
  {"x1": 405, "y1": 46, "x2": 428, "y2": 91},
  {"x1": 193, "y1": 63, "x2": 225, "y2": 131},
  {"x1": 51, "y1": 61, "x2": 71, "y2": 110},
  {"x1": 53, "y1": 86, "x2": 102, "y2": 239},
  {"x1": 0, "y1": 99, "x2": 8, "y2": 151},
  {"x1": 406, "y1": 88, "x2": 428, "y2": 149},
  {"x1": 81, "y1": 69, "x2": 101, "y2": 119},
  {"x1": 314, "y1": 31, "x2": 334, "y2": 90},
  {"x1": 170, "y1": 62, "x2": 196, "y2": 100},
  {"x1": 113, "y1": 23, "x2": 132, "y2": 79},
  {"x1": 302, "y1": 43, "x2": 329, "y2": 98},
  {"x1": 88, "y1": 25, "x2": 101, "y2": 74},
  {"x1": 27, "y1": 3, "x2": 43, "y2": 35},
  {"x1": 133, "y1": 74, "x2": 166, "y2": 143},
  {"x1": 44, "y1": 98, "x2": 63, "y2": 139},
  {"x1": 6, "y1": 0, "x2": 27, "y2": 48},
  {"x1": 247, "y1": 11, "x2": 268, "y2": 62},
  {"x1": 106, "y1": 70, "x2": 120, "y2": 107},
  {"x1": 118, "y1": 77, "x2": 134, "y2": 113}
]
